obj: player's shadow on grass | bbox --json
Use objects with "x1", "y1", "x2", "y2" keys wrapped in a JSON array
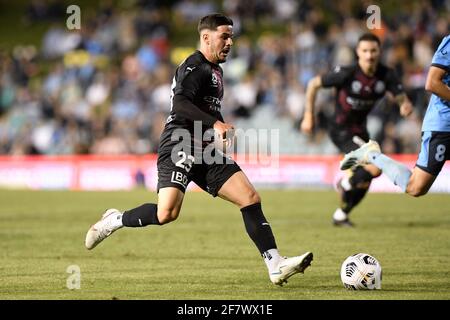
[
  {"x1": 368, "y1": 219, "x2": 450, "y2": 229},
  {"x1": 403, "y1": 220, "x2": 450, "y2": 228}
]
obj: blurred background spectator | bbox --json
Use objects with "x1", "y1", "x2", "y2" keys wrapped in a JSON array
[{"x1": 0, "y1": 0, "x2": 448, "y2": 156}]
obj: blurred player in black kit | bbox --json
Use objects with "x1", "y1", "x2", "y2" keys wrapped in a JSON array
[
  {"x1": 301, "y1": 33, "x2": 413, "y2": 226},
  {"x1": 86, "y1": 13, "x2": 312, "y2": 286}
]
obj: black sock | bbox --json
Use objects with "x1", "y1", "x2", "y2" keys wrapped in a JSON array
[
  {"x1": 349, "y1": 166, "x2": 374, "y2": 188},
  {"x1": 341, "y1": 167, "x2": 373, "y2": 214},
  {"x1": 241, "y1": 203, "x2": 277, "y2": 254},
  {"x1": 341, "y1": 188, "x2": 370, "y2": 213},
  {"x1": 122, "y1": 203, "x2": 160, "y2": 227}
]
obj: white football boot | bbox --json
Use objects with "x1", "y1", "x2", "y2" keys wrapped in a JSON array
[
  {"x1": 270, "y1": 252, "x2": 313, "y2": 286},
  {"x1": 85, "y1": 209, "x2": 123, "y2": 250},
  {"x1": 340, "y1": 140, "x2": 381, "y2": 170}
]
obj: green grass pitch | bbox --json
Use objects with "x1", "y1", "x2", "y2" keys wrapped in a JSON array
[{"x1": 1, "y1": 189, "x2": 449, "y2": 300}]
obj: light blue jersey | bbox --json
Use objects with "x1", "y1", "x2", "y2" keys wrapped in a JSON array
[{"x1": 422, "y1": 35, "x2": 450, "y2": 132}]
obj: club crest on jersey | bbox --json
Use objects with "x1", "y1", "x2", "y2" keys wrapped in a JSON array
[
  {"x1": 211, "y1": 69, "x2": 222, "y2": 88},
  {"x1": 351, "y1": 80, "x2": 362, "y2": 94}
]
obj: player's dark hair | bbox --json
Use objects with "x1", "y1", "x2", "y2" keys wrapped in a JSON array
[
  {"x1": 198, "y1": 13, "x2": 233, "y2": 34},
  {"x1": 357, "y1": 33, "x2": 381, "y2": 46}
]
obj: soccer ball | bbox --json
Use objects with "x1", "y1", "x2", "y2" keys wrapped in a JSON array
[{"x1": 340, "y1": 253, "x2": 382, "y2": 290}]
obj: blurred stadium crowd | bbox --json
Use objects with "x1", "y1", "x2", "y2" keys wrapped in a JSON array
[{"x1": 0, "y1": 0, "x2": 448, "y2": 155}]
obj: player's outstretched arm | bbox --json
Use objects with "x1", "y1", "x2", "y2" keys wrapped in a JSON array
[{"x1": 300, "y1": 75, "x2": 322, "y2": 135}]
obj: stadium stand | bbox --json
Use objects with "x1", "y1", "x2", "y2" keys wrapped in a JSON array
[{"x1": 0, "y1": 0, "x2": 448, "y2": 156}]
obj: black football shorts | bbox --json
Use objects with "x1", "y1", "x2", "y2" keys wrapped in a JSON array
[
  {"x1": 156, "y1": 139, "x2": 242, "y2": 197},
  {"x1": 416, "y1": 131, "x2": 450, "y2": 176},
  {"x1": 329, "y1": 127, "x2": 370, "y2": 154}
]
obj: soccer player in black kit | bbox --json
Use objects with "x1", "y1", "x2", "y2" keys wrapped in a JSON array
[
  {"x1": 85, "y1": 13, "x2": 312, "y2": 286},
  {"x1": 301, "y1": 33, "x2": 413, "y2": 227}
]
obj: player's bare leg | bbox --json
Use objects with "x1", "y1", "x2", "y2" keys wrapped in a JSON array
[
  {"x1": 405, "y1": 168, "x2": 435, "y2": 197},
  {"x1": 156, "y1": 187, "x2": 185, "y2": 224}
]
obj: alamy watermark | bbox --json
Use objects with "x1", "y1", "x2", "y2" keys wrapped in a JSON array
[
  {"x1": 66, "y1": 264, "x2": 81, "y2": 290},
  {"x1": 366, "y1": 5, "x2": 381, "y2": 30},
  {"x1": 66, "y1": 5, "x2": 81, "y2": 30},
  {"x1": 169, "y1": 121, "x2": 279, "y2": 168}
]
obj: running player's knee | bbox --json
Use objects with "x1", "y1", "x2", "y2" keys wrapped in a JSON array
[
  {"x1": 157, "y1": 207, "x2": 180, "y2": 224},
  {"x1": 242, "y1": 190, "x2": 261, "y2": 207},
  {"x1": 252, "y1": 191, "x2": 261, "y2": 204}
]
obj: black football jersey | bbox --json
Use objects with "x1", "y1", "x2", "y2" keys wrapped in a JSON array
[
  {"x1": 167, "y1": 50, "x2": 224, "y2": 131},
  {"x1": 159, "y1": 51, "x2": 225, "y2": 149},
  {"x1": 321, "y1": 63, "x2": 403, "y2": 134}
]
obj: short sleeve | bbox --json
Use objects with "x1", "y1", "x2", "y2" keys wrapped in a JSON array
[
  {"x1": 431, "y1": 36, "x2": 450, "y2": 72},
  {"x1": 174, "y1": 64, "x2": 208, "y2": 101},
  {"x1": 321, "y1": 65, "x2": 352, "y2": 88}
]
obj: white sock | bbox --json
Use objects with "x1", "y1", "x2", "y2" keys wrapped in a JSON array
[
  {"x1": 368, "y1": 151, "x2": 412, "y2": 192},
  {"x1": 340, "y1": 177, "x2": 352, "y2": 191},
  {"x1": 111, "y1": 213, "x2": 124, "y2": 229},
  {"x1": 333, "y1": 208, "x2": 347, "y2": 221},
  {"x1": 263, "y1": 249, "x2": 282, "y2": 273}
]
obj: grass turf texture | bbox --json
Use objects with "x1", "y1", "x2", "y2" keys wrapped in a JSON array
[{"x1": 1, "y1": 189, "x2": 449, "y2": 300}]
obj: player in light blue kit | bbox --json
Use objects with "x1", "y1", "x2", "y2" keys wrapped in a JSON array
[{"x1": 340, "y1": 34, "x2": 450, "y2": 196}]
